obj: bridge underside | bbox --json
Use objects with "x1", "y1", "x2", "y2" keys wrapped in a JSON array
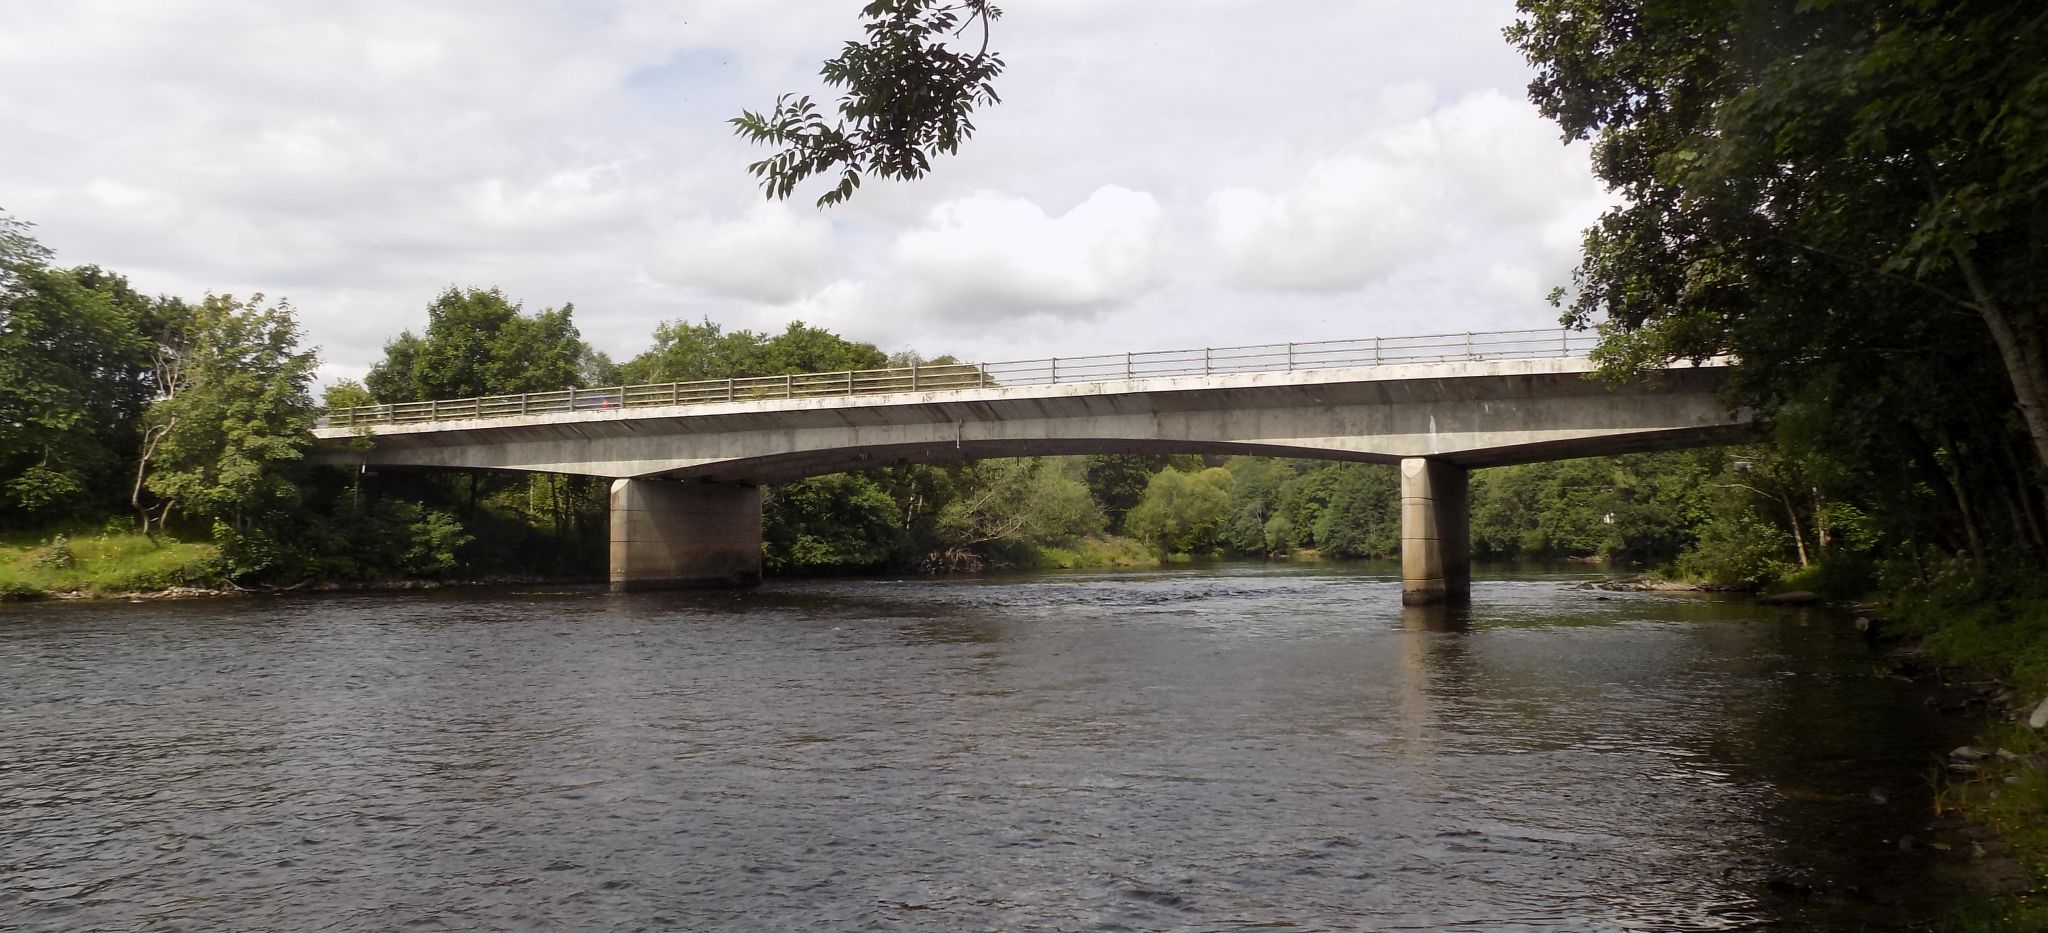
[{"x1": 312, "y1": 359, "x2": 1755, "y2": 602}]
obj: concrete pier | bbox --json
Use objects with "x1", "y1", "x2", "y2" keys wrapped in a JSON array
[
  {"x1": 1400, "y1": 458, "x2": 1469, "y2": 606},
  {"x1": 608, "y1": 479, "x2": 763, "y2": 592}
]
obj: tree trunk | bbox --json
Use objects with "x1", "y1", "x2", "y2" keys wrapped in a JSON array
[
  {"x1": 1952, "y1": 251, "x2": 2048, "y2": 484},
  {"x1": 1947, "y1": 449, "x2": 1986, "y2": 561},
  {"x1": 1780, "y1": 495, "x2": 1810, "y2": 567},
  {"x1": 131, "y1": 419, "x2": 173, "y2": 538},
  {"x1": 1812, "y1": 487, "x2": 1830, "y2": 556}
]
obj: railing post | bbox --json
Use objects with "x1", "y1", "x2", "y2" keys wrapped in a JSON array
[
  {"x1": 726, "y1": 379, "x2": 735, "y2": 402},
  {"x1": 1373, "y1": 336, "x2": 1381, "y2": 364},
  {"x1": 430, "y1": 399, "x2": 439, "y2": 421},
  {"x1": 911, "y1": 363, "x2": 920, "y2": 391},
  {"x1": 1050, "y1": 358, "x2": 1058, "y2": 383},
  {"x1": 978, "y1": 362, "x2": 989, "y2": 386},
  {"x1": 1285, "y1": 343, "x2": 1294, "y2": 370},
  {"x1": 847, "y1": 371, "x2": 855, "y2": 395},
  {"x1": 1562, "y1": 327, "x2": 1570, "y2": 355},
  {"x1": 1204, "y1": 348, "x2": 1212, "y2": 375},
  {"x1": 1465, "y1": 332, "x2": 1474, "y2": 360},
  {"x1": 785, "y1": 374, "x2": 793, "y2": 397},
  {"x1": 670, "y1": 383, "x2": 679, "y2": 405},
  {"x1": 1124, "y1": 352, "x2": 1132, "y2": 379}
]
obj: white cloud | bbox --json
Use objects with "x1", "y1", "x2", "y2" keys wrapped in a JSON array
[
  {"x1": 1207, "y1": 89, "x2": 1605, "y2": 294},
  {"x1": 651, "y1": 205, "x2": 836, "y2": 303},
  {"x1": 890, "y1": 186, "x2": 1164, "y2": 318},
  {"x1": 0, "y1": 0, "x2": 1614, "y2": 379}
]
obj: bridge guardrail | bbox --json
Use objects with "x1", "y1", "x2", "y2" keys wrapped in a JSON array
[{"x1": 320, "y1": 328, "x2": 1600, "y2": 429}]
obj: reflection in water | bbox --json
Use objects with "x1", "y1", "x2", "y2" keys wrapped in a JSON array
[{"x1": 0, "y1": 565, "x2": 1971, "y2": 931}]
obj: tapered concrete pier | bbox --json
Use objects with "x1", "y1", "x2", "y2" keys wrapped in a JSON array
[
  {"x1": 1400, "y1": 458, "x2": 1469, "y2": 606},
  {"x1": 608, "y1": 479, "x2": 762, "y2": 591}
]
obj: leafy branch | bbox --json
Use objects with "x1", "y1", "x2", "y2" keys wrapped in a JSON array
[{"x1": 730, "y1": 1, "x2": 1004, "y2": 207}]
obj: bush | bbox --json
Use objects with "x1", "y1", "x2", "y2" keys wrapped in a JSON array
[
  {"x1": 32, "y1": 535, "x2": 75, "y2": 570},
  {"x1": 1771, "y1": 555, "x2": 1879, "y2": 601},
  {"x1": 1896, "y1": 566, "x2": 2048, "y2": 694},
  {"x1": 1678, "y1": 514, "x2": 1791, "y2": 590}
]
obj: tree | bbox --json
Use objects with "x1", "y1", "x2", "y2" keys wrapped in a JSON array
[
  {"x1": 0, "y1": 260, "x2": 157, "y2": 523},
  {"x1": 321, "y1": 379, "x2": 375, "y2": 412},
  {"x1": 936, "y1": 458, "x2": 1103, "y2": 558},
  {"x1": 1125, "y1": 467, "x2": 1234, "y2": 557},
  {"x1": 762, "y1": 473, "x2": 904, "y2": 571},
  {"x1": 365, "y1": 287, "x2": 595, "y2": 401},
  {"x1": 1085, "y1": 455, "x2": 1169, "y2": 531},
  {"x1": 363, "y1": 332, "x2": 423, "y2": 402},
  {"x1": 759, "y1": 321, "x2": 889, "y2": 374},
  {"x1": 1221, "y1": 457, "x2": 1303, "y2": 555},
  {"x1": 1508, "y1": 1, "x2": 2048, "y2": 482},
  {"x1": 732, "y1": 0, "x2": 1005, "y2": 207},
  {"x1": 621, "y1": 319, "x2": 762, "y2": 384},
  {"x1": 1309, "y1": 465, "x2": 1401, "y2": 559},
  {"x1": 138, "y1": 294, "x2": 318, "y2": 545}
]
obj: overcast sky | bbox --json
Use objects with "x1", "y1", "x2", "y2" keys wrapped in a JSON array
[{"x1": 1, "y1": 0, "x2": 1612, "y2": 384}]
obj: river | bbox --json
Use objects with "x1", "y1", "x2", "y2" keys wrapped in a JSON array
[{"x1": 0, "y1": 564, "x2": 1973, "y2": 931}]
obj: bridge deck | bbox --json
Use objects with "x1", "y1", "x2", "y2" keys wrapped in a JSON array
[{"x1": 319, "y1": 328, "x2": 1601, "y2": 430}]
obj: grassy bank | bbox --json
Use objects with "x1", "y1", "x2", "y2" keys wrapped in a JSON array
[
  {"x1": 0, "y1": 531, "x2": 223, "y2": 600},
  {"x1": 1032, "y1": 535, "x2": 1157, "y2": 570},
  {"x1": 1890, "y1": 569, "x2": 2048, "y2": 929}
]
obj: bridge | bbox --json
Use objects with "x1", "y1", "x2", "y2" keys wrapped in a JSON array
[{"x1": 312, "y1": 329, "x2": 1753, "y2": 604}]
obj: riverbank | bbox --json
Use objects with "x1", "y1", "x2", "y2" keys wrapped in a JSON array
[
  {"x1": 0, "y1": 532, "x2": 222, "y2": 601},
  {"x1": 1887, "y1": 572, "x2": 2048, "y2": 929},
  {"x1": 0, "y1": 529, "x2": 1170, "y2": 602}
]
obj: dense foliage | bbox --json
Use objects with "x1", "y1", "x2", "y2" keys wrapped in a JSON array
[
  {"x1": 0, "y1": 206, "x2": 1980, "y2": 593},
  {"x1": 1507, "y1": 0, "x2": 2048, "y2": 568}
]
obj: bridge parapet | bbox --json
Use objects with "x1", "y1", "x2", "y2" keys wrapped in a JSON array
[{"x1": 320, "y1": 328, "x2": 1600, "y2": 429}]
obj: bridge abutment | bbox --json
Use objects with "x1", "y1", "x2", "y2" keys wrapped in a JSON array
[
  {"x1": 1400, "y1": 458, "x2": 1470, "y2": 606},
  {"x1": 608, "y1": 479, "x2": 763, "y2": 592}
]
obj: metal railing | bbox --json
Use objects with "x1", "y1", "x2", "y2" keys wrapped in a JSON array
[{"x1": 320, "y1": 327, "x2": 1599, "y2": 429}]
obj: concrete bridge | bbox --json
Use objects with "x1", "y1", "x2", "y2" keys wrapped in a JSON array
[{"x1": 312, "y1": 330, "x2": 1753, "y2": 604}]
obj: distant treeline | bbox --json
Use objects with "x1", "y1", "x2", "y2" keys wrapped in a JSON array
[{"x1": 0, "y1": 208, "x2": 2030, "y2": 593}]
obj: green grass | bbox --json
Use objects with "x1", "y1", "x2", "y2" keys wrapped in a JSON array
[
  {"x1": 1031, "y1": 535, "x2": 1157, "y2": 570},
  {"x1": 0, "y1": 530, "x2": 223, "y2": 599},
  {"x1": 1935, "y1": 721, "x2": 2048, "y2": 931},
  {"x1": 1892, "y1": 568, "x2": 2048, "y2": 929},
  {"x1": 1899, "y1": 573, "x2": 2048, "y2": 696},
  {"x1": 1767, "y1": 555, "x2": 1881, "y2": 601}
]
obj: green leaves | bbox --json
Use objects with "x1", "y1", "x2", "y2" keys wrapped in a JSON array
[
  {"x1": 732, "y1": 0, "x2": 1005, "y2": 207},
  {"x1": 0, "y1": 243, "x2": 162, "y2": 523},
  {"x1": 618, "y1": 319, "x2": 887, "y2": 384},
  {"x1": 1512, "y1": 0, "x2": 2048, "y2": 564},
  {"x1": 140, "y1": 295, "x2": 318, "y2": 536},
  {"x1": 364, "y1": 288, "x2": 596, "y2": 402},
  {"x1": 1125, "y1": 467, "x2": 1234, "y2": 556}
]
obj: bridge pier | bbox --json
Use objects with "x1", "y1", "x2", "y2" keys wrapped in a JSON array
[
  {"x1": 1400, "y1": 458, "x2": 1469, "y2": 606},
  {"x1": 609, "y1": 479, "x2": 763, "y2": 592}
]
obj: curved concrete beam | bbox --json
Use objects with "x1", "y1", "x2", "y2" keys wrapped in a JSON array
[{"x1": 312, "y1": 357, "x2": 1752, "y2": 481}]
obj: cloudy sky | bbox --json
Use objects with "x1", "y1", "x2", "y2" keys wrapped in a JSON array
[{"x1": 1, "y1": 0, "x2": 1613, "y2": 384}]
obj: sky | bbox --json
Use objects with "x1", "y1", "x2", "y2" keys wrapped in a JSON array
[{"x1": 0, "y1": 0, "x2": 1614, "y2": 385}]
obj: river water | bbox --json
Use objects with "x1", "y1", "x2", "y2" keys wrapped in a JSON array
[{"x1": 1, "y1": 564, "x2": 1971, "y2": 931}]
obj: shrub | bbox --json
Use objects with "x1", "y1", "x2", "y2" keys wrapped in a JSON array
[
  {"x1": 32, "y1": 535, "x2": 75, "y2": 570},
  {"x1": 1678, "y1": 514, "x2": 1791, "y2": 590}
]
